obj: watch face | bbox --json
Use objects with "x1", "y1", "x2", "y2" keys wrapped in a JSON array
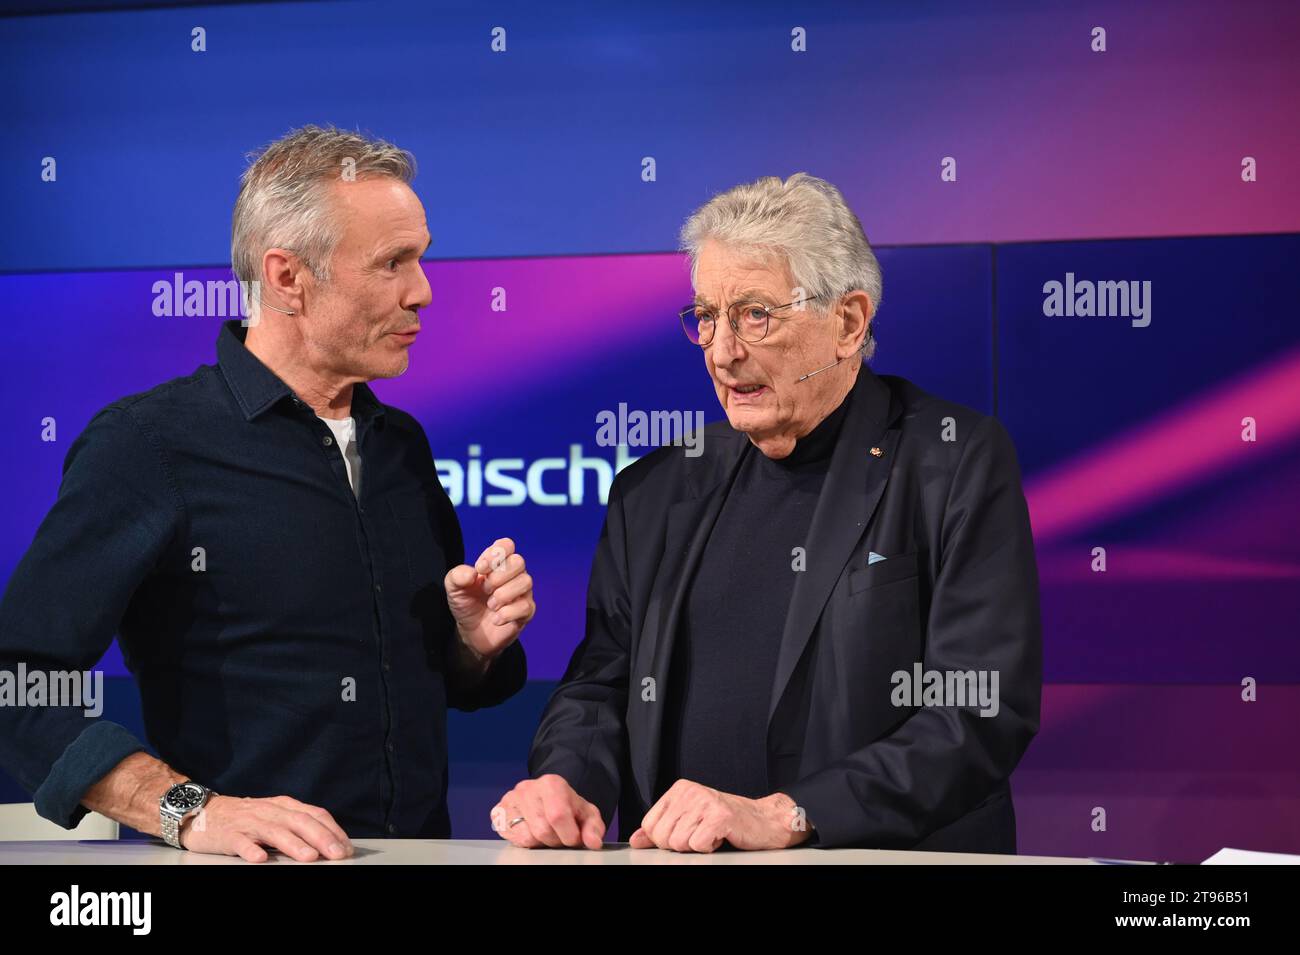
[{"x1": 167, "y1": 784, "x2": 204, "y2": 811}]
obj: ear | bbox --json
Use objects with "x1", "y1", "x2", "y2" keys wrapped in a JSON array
[
  {"x1": 260, "y1": 248, "x2": 308, "y2": 315},
  {"x1": 836, "y1": 290, "x2": 873, "y2": 357}
]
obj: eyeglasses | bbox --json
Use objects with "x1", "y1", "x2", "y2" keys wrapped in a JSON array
[{"x1": 678, "y1": 294, "x2": 825, "y2": 346}]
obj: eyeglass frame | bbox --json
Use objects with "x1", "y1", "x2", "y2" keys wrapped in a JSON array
[{"x1": 678, "y1": 293, "x2": 832, "y2": 347}]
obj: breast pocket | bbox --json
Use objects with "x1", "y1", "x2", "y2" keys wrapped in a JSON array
[
  {"x1": 848, "y1": 550, "x2": 920, "y2": 594},
  {"x1": 847, "y1": 550, "x2": 923, "y2": 670}
]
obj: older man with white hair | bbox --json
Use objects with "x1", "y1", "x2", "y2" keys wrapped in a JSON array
[
  {"x1": 0, "y1": 126, "x2": 533, "y2": 861},
  {"x1": 496, "y1": 173, "x2": 1041, "y2": 853}
]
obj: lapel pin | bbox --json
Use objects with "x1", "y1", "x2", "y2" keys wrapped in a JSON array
[{"x1": 870, "y1": 446, "x2": 884, "y2": 457}]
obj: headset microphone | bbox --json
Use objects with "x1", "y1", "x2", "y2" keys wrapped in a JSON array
[
  {"x1": 797, "y1": 338, "x2": 870, "y2": 383},
  {"x1": 258, "y1": 299, "x2": 297, "y2": 315}
]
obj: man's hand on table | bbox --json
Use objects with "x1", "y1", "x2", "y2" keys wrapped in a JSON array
[
  {"x1": 628, "y1": 779, "x2": 813, "y2": 853},
  {"x1": 491, "y1": 773, "x2": 606, "y2": 849},
  {"x1": 81, "y1": 752, "x2": 354, "y2": 863},
  {"x1": 180, "y1": 794, "x2": 354, "y2": 863}
]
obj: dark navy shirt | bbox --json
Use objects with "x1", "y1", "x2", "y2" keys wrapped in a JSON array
[{"x1": 0, "y1": 320, "x2": 526, "y2": 837}]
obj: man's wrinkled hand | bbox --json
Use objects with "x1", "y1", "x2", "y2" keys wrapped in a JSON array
[
  {"x1": 629, "y1": 779, "x2": 811, "y2": 852},
  {"x1": 490, "y1": 774, "x2": 605, "y2": 850}
]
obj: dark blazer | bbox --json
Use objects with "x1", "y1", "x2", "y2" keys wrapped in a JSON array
[{"x1": 529, "y1": 367, "x2": 1042, "y2": 852}]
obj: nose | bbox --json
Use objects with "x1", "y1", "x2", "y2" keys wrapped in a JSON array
[
  {"x1": 709, "y1": 312, "x2": 747, "y2": 367},
  {"x1": 406, "y1": 261, "x2": 433, "y2": 312}
]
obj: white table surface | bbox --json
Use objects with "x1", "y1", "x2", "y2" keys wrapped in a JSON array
[{"x1": 0, "y1": 838, "x2": 1102, "y2": 865}]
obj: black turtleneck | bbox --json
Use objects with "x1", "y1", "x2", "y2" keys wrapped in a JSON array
[{"x1": 656, "y1": 387, "x2": 853, "y2": 800}]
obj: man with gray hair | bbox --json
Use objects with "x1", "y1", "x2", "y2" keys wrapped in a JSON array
[
  {"x1": 497, "y1": 173, "x2": 1041, "y2": 853},
  {"x1": 0, "y1": 125, "x2": 533, "y2": 861}
]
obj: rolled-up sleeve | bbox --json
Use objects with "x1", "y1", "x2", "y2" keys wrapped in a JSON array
[{"x1": 0, "y1": 405, "x2": 183, "y2": 828}]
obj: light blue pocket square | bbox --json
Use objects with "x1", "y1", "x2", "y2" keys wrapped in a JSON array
[{"x1": 868, "y1": 551, "x2": 887, "y2": 565}]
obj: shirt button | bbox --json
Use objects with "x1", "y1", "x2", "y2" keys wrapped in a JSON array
[
  {"x1": 322, "y1": 435, "x2": 334, "y2": 447},
  {"x1": 386, "y1": 742, "x2": 395, "y2": 753},
  {"x1": 374, "y1": 583, "x2": 382, "y2": 593},
  {"x1": 387, "y1": 824, "x2": 397, "y2": 834},
  {"x1": 382, "y1": 661, "x2": 390, "y2": 672}
]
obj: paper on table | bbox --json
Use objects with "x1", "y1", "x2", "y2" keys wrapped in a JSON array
[{"x1": 1202, "y1": 848, "x2": 1300, "y2": 865}]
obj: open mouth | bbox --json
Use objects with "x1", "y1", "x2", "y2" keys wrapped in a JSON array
[{"x1": 730, "y1": 383, "x2": 766, "y2": 397}]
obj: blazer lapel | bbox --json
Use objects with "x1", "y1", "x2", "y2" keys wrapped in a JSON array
[{"x1": 767, "y1": 369, "x2": 902, "y2": 725}]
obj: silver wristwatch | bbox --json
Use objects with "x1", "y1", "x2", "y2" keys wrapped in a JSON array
[{"x1": 160, "y1": 781, "x2": 215, "y2": 849}]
